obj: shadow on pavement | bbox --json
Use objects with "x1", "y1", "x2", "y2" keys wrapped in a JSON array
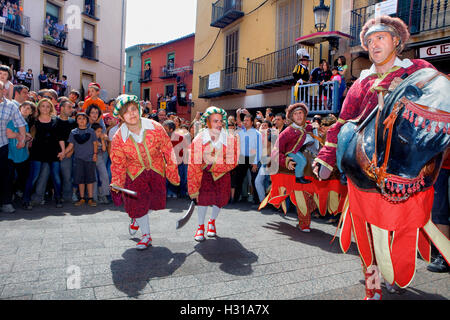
[
  {"x1": 110, "y1": 246, "x2": 187, "y2": 297},
  {"x1": 194, "y1": 236, "x2": 258, "y2": 276},
  {"x1": 263, "y1": 221, "x2": 359, "y2": 256}
]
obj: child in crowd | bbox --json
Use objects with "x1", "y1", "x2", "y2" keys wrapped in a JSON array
[
  {"x1": 91, "y1": 122, "x2": 110, "y2": 204},
  {"x1": 65, "y1": 112, "x2": 98, "y2": 207},
  {"x1": 83, "y1": 82, "x2": 107, "y2": 112}
]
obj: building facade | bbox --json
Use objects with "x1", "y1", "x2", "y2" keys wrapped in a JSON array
[
  {"x1": 124, "y1": 43, "x2": 158, "y2": 99},
  {"x1": 140, "y1": 33, "x2": 195, "y2": 121},
  {"x1": 192, "y1": 0, "x2": 450, "y2": 117},
  {"x1": 0, "y1": 0, "x2": 126, "y2": 100},
  {"x1": 192, "y1": 0, "x2": 345, "y2": 116}
]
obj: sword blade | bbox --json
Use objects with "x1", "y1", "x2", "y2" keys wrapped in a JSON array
[
  {"x1": 110, "y1": 186, "x2": 138, "y2": 197},
  {"x1": 176, "y1": 200, "x2": 196, "y2": 230}
]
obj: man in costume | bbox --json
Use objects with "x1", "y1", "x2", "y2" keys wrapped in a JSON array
[
  {"x1": 110, "y1": 94, "x2": 180, "y2": 250},
  {"x1": 187, "y1": 106, "x2": 239, "y2": 242},
  {"x1": 292, "y1": 48, "x2": 312, "y2": 102},
  {"x1": 313, "y1": 16, "x2": 449, "y2": 299}
]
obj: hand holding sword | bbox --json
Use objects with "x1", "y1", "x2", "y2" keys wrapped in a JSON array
[{"x1": 110, "y1": 185, "x2": 138, "y2": 206}]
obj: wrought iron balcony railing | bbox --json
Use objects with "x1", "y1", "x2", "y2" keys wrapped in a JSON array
[
  {"x1": 0, "y1": 13, "x2": 30, "y2": 37},
  {"x1": 199, "y1": 67, "x2": 247, "y2": 98},
  {"x1": 211, "y1": 0, "x2": 244, "y2": 28},
  {"x1": 247, "y1": 44, "x2": 314, "y2": 90},
  {"x1": 160, "y1": 65, "x2": 177, "y2": 79},
  {"x1": 291, "y1": 81, "x2": 341, "y2": 115},
  {"x1": 350, "y1": 0, "x2": 450, "y2": 47}
]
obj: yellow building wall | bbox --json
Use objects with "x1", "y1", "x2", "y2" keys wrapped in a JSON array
[{"x1": 192, "y1": 0, "x2": 346, "y2": 116}]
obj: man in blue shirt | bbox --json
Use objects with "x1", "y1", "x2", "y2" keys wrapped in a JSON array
[
  {"x1": 234, "y1": 112, "x2": 262, "y2": 204},
  {"x1": 0, "y1": 80, "x2": 27, "y2": 213}
]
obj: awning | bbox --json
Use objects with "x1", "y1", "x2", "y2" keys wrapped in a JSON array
[{"x1": 295, "y1": 31, "x2": 352, "y2": 46}]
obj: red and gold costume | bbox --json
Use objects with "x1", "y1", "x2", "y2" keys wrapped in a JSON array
[
  {"x1": 260, "y1": 104, "x2": 347, "y2": 231},
  {"x1": 110, "y1": 117, "x2": 180, "y2": 218},
  {"x1": 315, "y1": 16, "x2": 450, "y2": 298}
]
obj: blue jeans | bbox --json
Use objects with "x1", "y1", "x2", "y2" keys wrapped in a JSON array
[
  {"x1": 288, "y1": 152, "x2": 307, "y2": 179},
  {"x1": 255, "y1": 165, "x2": 271, "y2": 203},
  {"x1": 60, "y1": 156, "x2": 73, "y2": 201},
  {"x1": 24, "y1": 161, "x2": 62, "y2": 203}
]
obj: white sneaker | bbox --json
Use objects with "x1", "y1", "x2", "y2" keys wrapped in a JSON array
[
  {"x1": 136, "y1": 234, "x2": 152, "y2": 250},
  {"x1": 72, "y1": 193, "x2": 79, "y2": 203},
  {"x1": 1, "y1": 204, "x2": 15, "y2": 213}
]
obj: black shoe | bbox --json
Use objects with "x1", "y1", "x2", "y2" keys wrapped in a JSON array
[
  {"x1": 427, "y1": 254, "x2": 449, "y2": 273},
  {"x1": 23, "y1": 202, "x2": 32, "y2": 210},
  {"x1": 296, "y1": 177, "x2": 312, "y2": 184},
  {"x1": 56, "y1": 199, "x2": 63, "y2": 208}
]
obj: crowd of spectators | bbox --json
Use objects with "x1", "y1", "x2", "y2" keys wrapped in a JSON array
[
  {"x1": 43, "y1": 15, "x2": 68, "y2": 48},
  {"x1": 0, "y1": 0, "x2": 24, "y2": 33}
]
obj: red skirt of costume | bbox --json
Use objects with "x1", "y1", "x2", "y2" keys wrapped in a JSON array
[
  {"x1": 123, "y1": 169, "x2": 166, "y2": 219},
  {"x1": 259, "y1": 173, "x2": 348, "y2": 229},
  {"x1": 339, "y1": 180, "x2": 450, "y2": 288},
  {"x1": 197, "y1": 170, "x2": 231, "y2": 208}
]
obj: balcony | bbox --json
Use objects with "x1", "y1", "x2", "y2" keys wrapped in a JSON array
[
  {"x1": 247, "y1": 44, "x2": 310, "y2": 90},
  {"x1": 291, "y1": 81, "x2": 341, "y2": 115},
  {"x1": 82, "y1": 2, "x2": 100, "y2": 20},
  {"x1": 211, "y1": 0, "x2": 244, "y2": 28},
  {"x1": 199, "y1": 67, "x2": 246, "y2": 99},
  {"x1": 81, "y1": 39, "x2": 99, "y2": 61},
  {"x1": 42, "y1": 21, "x2": 68, "y2": 50},
  {"x1": 159, "y1": 65, "x2": 177, "y2": 79},
  {"x1": 0, "y1": 13, "x2": 30, "y2": 37},
  {"x1": 140, "y1": 69, "x2": 152, "y2": 83},
  {"x1": 350, "y1": 0, "x2": 450, "y2": 47}
]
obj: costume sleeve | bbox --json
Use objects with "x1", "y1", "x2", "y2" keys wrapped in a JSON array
[
  {"x1": 210, "y1": 134, "x2": 240, "y2": 176},
  {"x1": 187, "y1": 136, "x2": 203, "y2": 198},
  {"x1": 110, "y1": 135, "x2": 127, "y2": 189},
  {"x1": 159, "y1": 126, "x2": 180, "y2": 186},
  {"x1": 315, "y1": 80, "x2": 363, "y2": 170}
]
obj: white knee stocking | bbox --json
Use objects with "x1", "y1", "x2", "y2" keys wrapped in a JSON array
[
  {"x1": 136, "y1": 212, "x2": 150, "y2": 235},
  {"x1": 197, "y1": 206, "x2": 207, "y2": 226},
  {"x1": 210, "y1": 205, "x2": 220, "y2": 221}
]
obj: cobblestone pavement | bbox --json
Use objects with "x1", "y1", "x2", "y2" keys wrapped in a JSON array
[{"x1": 0, "y1": 198, "x2": 448, "y2": 300}]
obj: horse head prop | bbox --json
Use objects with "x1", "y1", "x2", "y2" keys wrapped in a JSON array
[{"x1": 338, "y1": 68, "x2": 450, "y2": 203}]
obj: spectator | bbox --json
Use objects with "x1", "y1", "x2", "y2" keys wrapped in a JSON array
[
  {"x1": 91, "y1": 122, "x2": 110, "y2": 204},
  {"x1": 106, "y1": 98, "x2": 115, "y2": 114},
  {"x1": 234, "y1": 113, "x2": 262, "y2": 204},
  {"x1": 157, "y1": 108, "x2": 167, "y2": 123},
  {"x1": 37, "y1": 71, "x2": 48, "y2": 90},
  {"x1": 68, "y1": 89, "x2": 80, "y2": 105},
  {"x1": 12, "y1": 84, "x2": 29, "y2": 108},
  {"x1": 331, "y1": 66, "x2": 344, "y2": 111},
  {"x1": 15, "y1": 67, "x2": 26, "y2": 85},
  {"x1": 273, "y1": 112, "x2": 287, "y2": 133},
  {"x1": 65, "y1": 112, "x2": 98, "y2": 207},
  {"x1": 86, "y1": 103, "x2": 106, "y2": 133},
  {"x1": 59, "y1": 75, "x2": 68, "y2": 96},
  {"x1": 0, "y1": 80, "x2": 27, "y2": 213},
  {"x1": 23, "y1": 98, "x2": 64, "y2": 210},
  {"x1": 254, "y1": 120, "x2": 273, "y2": 204},
  {"x1": 24, "y1": 69, "x2": 33, "y2": 90},
  {"x1": 316, "y1": 61, "x2": 332, "y2": 107},
  {"x1": 59, "y1": 24, "x2": 68, "y2": 48},
  {"x1": 82, "y1": 82, "x2": 107, "y2": 112},
  {"x1": 6, "y1": 101, "x2": 33, "y2": 201},
  {"x1": 310, "y1": 59, "x2": 326, "y2": 83},
  {"x1": 56, "y1": 98, "x2": 77, "y2": 202},
  {"x1": 0, "y1": 65, "x2": 14, "y2": 99}
]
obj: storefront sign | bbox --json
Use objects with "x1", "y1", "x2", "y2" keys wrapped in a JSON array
[{"x1": 419, "y1": 43, "x2": 450, "y2": 58}]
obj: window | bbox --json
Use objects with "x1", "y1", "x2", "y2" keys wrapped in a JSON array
[
  {"x1": 42, "y1": 50, "x2": 61, "y2": 78},
  {"x1": 167, "y1": 53, "x2": 175, "y2": 69},
  {"x1": 277, "y1": 0, "x2": 302, "y2": 50},
  {"x1": 143, "y1": 88, "x2": 150, "y2": 101},
  {"x1": 128, "y1": 56, "x2": 133, "y2": 68},
  {"x1": 82, "y1": 22, "x2": 96, "y2": 59},
  {"x1": 225, "y1": 29, "x2": 239, "y2": 70},
  {"x1": 165, "y1": 84, "x2": 174, "y2": 97}
]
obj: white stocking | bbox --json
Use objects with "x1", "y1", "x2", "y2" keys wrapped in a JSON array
[
  {"x1": 197, "y1": 206, "x2": 207, "y2": 226},
  {"x1": 210, "y1": 205, "x2": 220, "y2": 221},
  {"x1": 136, "y1": 212, "x2": 150, "y2": 236}
]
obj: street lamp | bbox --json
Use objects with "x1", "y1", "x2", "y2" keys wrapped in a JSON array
[{"x1": 313, "y1": 0, "x2": 330, "y2": 32}]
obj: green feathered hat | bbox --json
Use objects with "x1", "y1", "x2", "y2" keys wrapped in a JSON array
[
  {"x1": 113, "y1": 94, "x2": 140, "y2": 118},
  {"x1": 200, "y1": 106, "x2": 228, "y2": 129}
]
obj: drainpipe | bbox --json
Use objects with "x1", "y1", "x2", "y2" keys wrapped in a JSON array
[
  {"x1": 119, "y1": 0, "x2": 127, "y2": 94},
  {"x1": 328, "y1": 0, "x2": 335, "y2": 64}
]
